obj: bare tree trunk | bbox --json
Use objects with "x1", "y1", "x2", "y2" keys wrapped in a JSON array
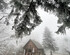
[{"x1": 50, "y1": 50, "x2": 52, "y2": 55}]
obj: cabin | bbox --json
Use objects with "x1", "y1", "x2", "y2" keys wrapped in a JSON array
[{"x1": 23, "y1": 39, "x2": 45, "y2": 55}]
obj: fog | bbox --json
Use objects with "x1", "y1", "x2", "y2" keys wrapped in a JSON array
[{"x1": 0, "y1": 6, "x2": 70, "y2": 54}]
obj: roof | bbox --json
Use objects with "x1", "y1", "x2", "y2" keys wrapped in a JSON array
[
  {"x1": 23, "y1": 39, "x2": 43, "y2": 49},
  {"x1": 31, "y1": 40, "x2": 43, "y2": 49}
]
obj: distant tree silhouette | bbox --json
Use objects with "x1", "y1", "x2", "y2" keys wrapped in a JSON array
[{"x1": 43, "y1": 27, "x2": 58, "y2": 55}]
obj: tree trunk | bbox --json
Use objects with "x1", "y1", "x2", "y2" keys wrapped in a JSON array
[{"x1": 50, "y1": 50, "x2": 53, "y2": 55}]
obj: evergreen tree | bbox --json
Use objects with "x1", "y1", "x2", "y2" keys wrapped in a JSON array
[
  {"x1": 62, "y1": 37, "x2": 70, "y2": 55},
  {"x1": 43, "y1": 27, "x2": 58, "y2": 55},
  {"x1": 0, "y1": 0, "x2": 7, "y2": 11},
  {"x1": 1, "y1": 0, "x2": 70, "y2": 38}
]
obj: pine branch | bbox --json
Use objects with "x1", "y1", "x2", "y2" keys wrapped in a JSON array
[{"x1": 1, "y1": 0, "x2": 70, "y2": 38}]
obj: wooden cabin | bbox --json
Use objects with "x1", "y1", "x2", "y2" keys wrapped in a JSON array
[{"x1": 23, "y1": 39, "x2": 45, "y2": 55}]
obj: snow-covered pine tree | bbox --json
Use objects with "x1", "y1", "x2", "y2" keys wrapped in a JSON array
[
  {"x1": 62, "y1": 37, "x2": 70, "y2": 55},
  {"x1": 8, "y1": 0, "x2": 42, "y2": 38},
  {"x1": 0, "y1": 0, "x2": 7, "y2": 11},
  {"x1": 43, "y1": 27, "x2": 58, "y2": 55},
  {"x1": 1, "y1": 0, "x2": 70, "y2": 38}
]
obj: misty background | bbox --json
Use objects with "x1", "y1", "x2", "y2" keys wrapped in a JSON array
[{"x1": 0, "y1": 5, "x2": 70, "y2": 54}]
